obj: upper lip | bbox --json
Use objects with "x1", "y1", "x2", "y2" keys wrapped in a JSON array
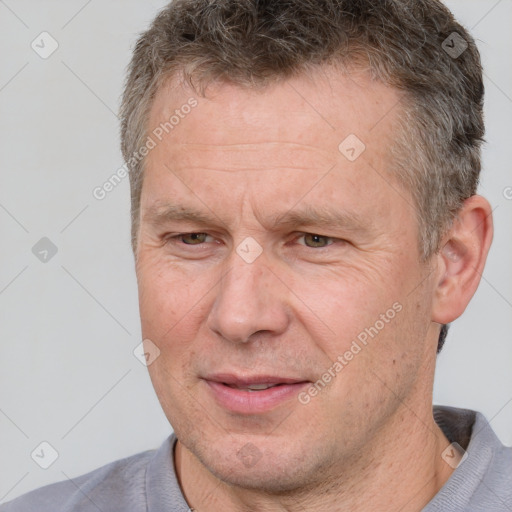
[{"x1": 204, "y1": 373, "x2": 309, "y2": 386}]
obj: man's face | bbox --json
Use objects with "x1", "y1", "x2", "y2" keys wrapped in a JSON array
[{"x1": 136, "y1": 69, "x2": 439, "y2": 491}]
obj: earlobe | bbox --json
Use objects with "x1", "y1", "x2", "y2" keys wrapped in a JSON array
[{"x1": 432, "y1": 195, "x2": 493, "y2": 325}]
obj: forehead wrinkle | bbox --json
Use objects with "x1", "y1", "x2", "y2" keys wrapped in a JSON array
[
  {"x1": 165, "y1": 141, "x2": 336, "y2": 172},
  {"x1": 165, "y1": 167, "x2": 334, "y2": 179},
  {"x1": 172, "y1": 142, "x2": 326, "y2": 150}
]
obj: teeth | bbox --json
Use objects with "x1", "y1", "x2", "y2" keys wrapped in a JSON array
[
  {"x1": 225, "y1": 383, "x2": 279, "y2": 391},
  {"x1": 223, "y1": 383, "x2": 284, "y2": 391},
  {"x1": 246, "y1": 384, "x2": 276, "y2": 390}
]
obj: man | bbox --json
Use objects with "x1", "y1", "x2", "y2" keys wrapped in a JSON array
[{"x1": 2, "y1": 0, "x2": 510, "y2": 510}]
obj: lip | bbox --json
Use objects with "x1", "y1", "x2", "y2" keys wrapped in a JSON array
[{"x1": 203, "y1": 373, "x2": 310, "y2": 414}]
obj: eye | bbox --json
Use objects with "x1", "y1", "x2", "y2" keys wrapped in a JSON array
[
  {"x1": 172, "y1": 232, "x2": 214, "y2": 245},
  {"x1": 297, "y1": 233, "x2": 335, "y2": 248}
]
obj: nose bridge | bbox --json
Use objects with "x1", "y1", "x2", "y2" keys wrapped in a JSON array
[{"x1": 206, "y1": 247, "x2": 289, "y2": 344}]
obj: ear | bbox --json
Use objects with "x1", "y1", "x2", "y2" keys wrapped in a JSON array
[{"x1": 431, "y1": 195, "x2": 494, "y2": 325}]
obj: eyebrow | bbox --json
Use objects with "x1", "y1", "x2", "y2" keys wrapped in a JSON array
[
  {"x1": 143, "y1": 203, "x2": 369, "y2": 234},
  {"x1": 269, "y1": 205, "x2": 368, "y2": 233},
  {"x1": 144, "y1": 204, "x2": 225, "y2": 227}
]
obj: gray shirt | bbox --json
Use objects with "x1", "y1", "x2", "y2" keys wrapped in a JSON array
[{"x1": 2, "y1": 406, "x2": 511, "y2": 511}]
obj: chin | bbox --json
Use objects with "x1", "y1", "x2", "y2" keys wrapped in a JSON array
[
  {"x1": 212, "y1": 460, "x2": 308, "y2": 494},
  {"x1": 190, "y1": 434, "x2": 326, "y2": 495}
]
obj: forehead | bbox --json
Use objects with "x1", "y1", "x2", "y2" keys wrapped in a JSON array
[
  {"x1": 141, "y1": 67, "x2": 412, "y2": 234},
  {"x1": 147, "y1": 67, "x2": 403, "y2": 158}
]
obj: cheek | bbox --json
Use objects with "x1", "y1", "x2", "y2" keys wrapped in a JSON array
[
  {"x1": 137, "y1": 252, "x2": 199, "y2": 335},
  {"x1": 295, "y1": 261, "x2": 428, "y2": 407},
  {"x1": 136, "y1": 253, "x2": 223, "y2": 381},
  {"x1": 294, "y1": 266, "x2": 399, "y2": 355}
]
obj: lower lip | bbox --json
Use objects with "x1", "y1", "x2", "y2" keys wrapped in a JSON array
[{"x1": 204, "y1": 380, "x2": 309, "y2": 414}]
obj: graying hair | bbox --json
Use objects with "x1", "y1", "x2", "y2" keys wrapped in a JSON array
[{"x1": 120, "y1": 0, "x2": 485, "y2": 352}]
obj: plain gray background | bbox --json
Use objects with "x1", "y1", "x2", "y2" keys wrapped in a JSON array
[{"x1": 0, "y1": 0, "x2": 511, "y2": 504}]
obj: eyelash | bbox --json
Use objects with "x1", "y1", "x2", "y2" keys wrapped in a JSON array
[{"x1": 165, "y1": 232, "x2": 339, "y2": 249}]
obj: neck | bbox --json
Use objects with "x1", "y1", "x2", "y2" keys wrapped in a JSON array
[{"x1": 174, "y1": 408, "x2": 454, "y2": 512}]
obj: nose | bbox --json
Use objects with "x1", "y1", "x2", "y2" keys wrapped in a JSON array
[{"x1": 206, "y1": 248, "x2": 290, "y2": 344}]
